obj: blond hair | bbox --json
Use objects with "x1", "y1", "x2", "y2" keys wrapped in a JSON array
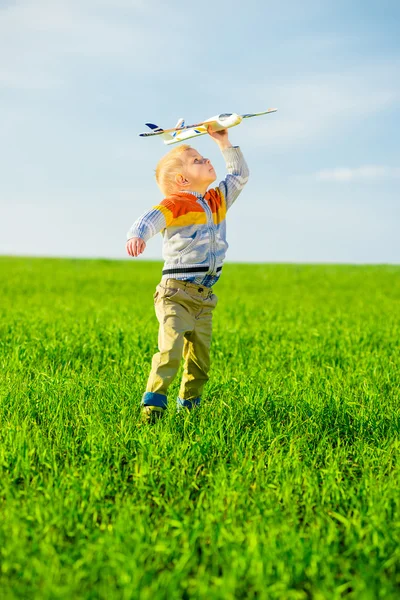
[{"x1": 155, "y1": 144, "x2": 191, "y2": 196}]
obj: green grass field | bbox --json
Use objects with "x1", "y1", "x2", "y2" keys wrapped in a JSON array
[{"x1": 1, "y1": 256, "x2": 399, "y2": 599}]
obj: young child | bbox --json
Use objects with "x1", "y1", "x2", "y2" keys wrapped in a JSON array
[{"x1": 126, "y1": 127, "x2": 249, "y2": 422}]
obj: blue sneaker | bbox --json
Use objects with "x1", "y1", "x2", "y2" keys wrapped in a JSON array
[{"x1": 176, "y1": 397, "x2": 201, "y2": 412}]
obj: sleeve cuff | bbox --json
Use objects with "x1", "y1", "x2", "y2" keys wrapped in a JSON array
[{"x1": 127, "y1": 229, "x2": 151, "y2": 243}]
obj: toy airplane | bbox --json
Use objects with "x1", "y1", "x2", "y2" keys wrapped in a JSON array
[{"x1": 138, "y1": 109, "x2": 277, "y2": 145}]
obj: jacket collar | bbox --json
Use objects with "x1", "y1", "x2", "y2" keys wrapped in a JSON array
[{"x1": 178, "y1": 190, "x2": 204, "y2": 200}]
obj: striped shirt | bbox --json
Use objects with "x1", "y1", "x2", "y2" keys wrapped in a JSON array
[{"x1": 127, "y1": 146, "x2": 249, "y2": 287}]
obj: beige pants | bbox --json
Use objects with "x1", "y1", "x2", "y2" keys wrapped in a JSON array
[{"x1": 144, "y1": 278, "x2": 218, "y2": 406}]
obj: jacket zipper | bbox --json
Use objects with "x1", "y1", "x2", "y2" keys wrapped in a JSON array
[{"x1": 200, "y1": 198, "x2": 216, "y2": 274}]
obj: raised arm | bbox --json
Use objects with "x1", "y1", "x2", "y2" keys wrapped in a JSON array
[
  {"x1": 207, "y1": 127, "x2": 250, "y2": 210},
  {"x1": 126, "y1": 198, "x2": 175, "y2": 257}
]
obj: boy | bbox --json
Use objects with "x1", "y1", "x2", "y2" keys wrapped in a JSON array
[{"x1": 126, "y1": 126, "x2": 249, "y2": 422}]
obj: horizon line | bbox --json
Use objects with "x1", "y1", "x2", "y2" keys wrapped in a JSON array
[{"x1": 1, "y1": 254, "x2": 399, "y2": 267}]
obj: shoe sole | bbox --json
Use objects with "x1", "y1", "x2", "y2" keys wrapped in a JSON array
[{"x1": 141, "y1": 406, "x2": 165, "y2": 424}]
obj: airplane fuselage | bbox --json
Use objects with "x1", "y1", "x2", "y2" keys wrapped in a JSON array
[
  {"x1": 165, "y1": 113, "x2": 243, "y2": 145},
  {"x1": 206, "y1": 113, "x2": 243, "y2": 131}
]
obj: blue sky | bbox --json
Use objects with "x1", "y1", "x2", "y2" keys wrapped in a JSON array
[{"x1": 1, "y1": 0, "x2": 399, "y2": 263}]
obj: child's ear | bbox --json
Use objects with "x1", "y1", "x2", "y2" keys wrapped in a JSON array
[{"x1": 175, "y1": 173, "x2": 189, "y2": 187}]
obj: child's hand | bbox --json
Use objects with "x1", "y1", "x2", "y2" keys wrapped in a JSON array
[
  {"x1": 207, "y1": 125, "x2": 232, "y2": 149},
  {"x1": 126, "y1": 237, "x2": 146, "y2": 257}
]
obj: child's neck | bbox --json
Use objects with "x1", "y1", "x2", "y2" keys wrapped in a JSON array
[{"x1": 178, "y1": 185, "x2": 208, "y2": 197}]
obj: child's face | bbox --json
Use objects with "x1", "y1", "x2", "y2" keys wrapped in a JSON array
[{"x1": 178, "y1": 148, "x2": 216, "y2": 192}]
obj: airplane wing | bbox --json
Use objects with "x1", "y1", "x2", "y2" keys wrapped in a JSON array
[
  {"x1": 139, "y1": 109, "x2": 278, "y2": 142},
  {"x1": 139, "y1": 120, "x2": 212, "y2": 137},
  {"x1": 241, "y1": 108, "x2": 277, "y2": 118},
  {"x1": 164, "y1": 126, "x2": 209, "y2": 144}
]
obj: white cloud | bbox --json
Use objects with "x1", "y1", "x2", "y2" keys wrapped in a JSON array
[
  {"x1": 0, "y1": 0, "x2": 185, "y2": 89},
  {"x1": 231, "y1": 62, "x2": 400, "y2": 149},
  {"x1": 314, "y1": 165, "x2": 400, "y2": 182}
]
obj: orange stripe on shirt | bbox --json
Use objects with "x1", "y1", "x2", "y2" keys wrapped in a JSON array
[
  {"x1": 152, "y1": 203, "x2": 174, "y2": 226},
  {"x1": 158, "y1": 190, "x2": 226, "y2": 227},
  {"x1": 205, "y1": 188, "x2": 227, "y2": 225}
]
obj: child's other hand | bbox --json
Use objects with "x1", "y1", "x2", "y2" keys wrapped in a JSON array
[
  {"x1": 207, "y1": 125, "x2": 232, "y2": 149},
  {"x1": 126, "y1": 237, "x2": 146, "y2": 257}
]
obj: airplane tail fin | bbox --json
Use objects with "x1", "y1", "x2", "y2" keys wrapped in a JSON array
[
  {"x1": 172, "y1": 118, "x2": 185, "y2": 138},
  {"x1": 145, "y1": 123, "x2": 173, "y2": 142}
]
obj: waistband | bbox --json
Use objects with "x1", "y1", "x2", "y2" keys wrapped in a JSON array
[
  {"x1": 162, "y1": 265, "x2": 222, "y2": 276},
  {"x1": 161, "y1": 278, "x2": 213, "y2": 299}
]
